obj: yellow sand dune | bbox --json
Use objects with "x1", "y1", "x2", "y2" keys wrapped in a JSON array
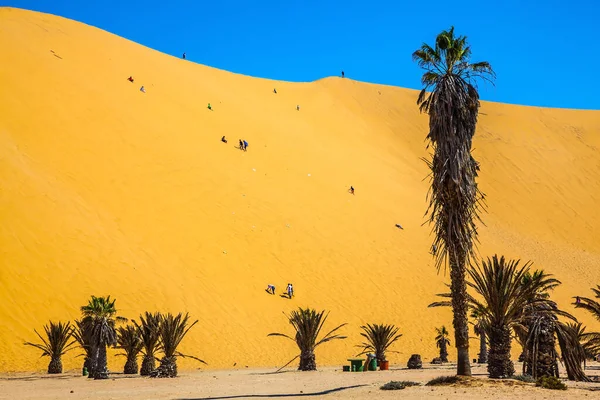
[{"x1": 1, "y1": 8, "x2": 599, "y2": 372}]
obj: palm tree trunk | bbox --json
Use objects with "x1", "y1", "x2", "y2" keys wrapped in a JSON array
[
  {"x1": 94, "y1": 345, "x2": 109, "y2": 379},
  {"x1": 124, "y1": 356, "x2": 139, "y2": 374},
  {"x1": 154, "y1": 356, "x2": 178, "y2": 377},
  {"x1": 376, "y1": 350, "x2": 385, "y2": 364},
  {"x1": 140, "y1": 355, "x2": 155, "y2": 376},
  {"x1": 488, "y1": 324, "x2": 514, "y2": 378},
  {"x1": 450, "y1": 251, "x2": 471, "y2": 376},
  {"x1": 47, "y1": 357, "x2": 62, "y2": 374},
  {"x1": 530, "y1": 316, "x2": 559, "y2": 379},
  {"x1": 88, "y1": 345, "x2": 98, "y2": 379},
  {"x1": 299, "y1": 350, "x2": 316, "y2": 371},
  {"x1": 478, "y1": 331, "x2": 487, "y2": 363},
  {"x1": 440, "y1": 342, "x2": 448, "y2": 362}
]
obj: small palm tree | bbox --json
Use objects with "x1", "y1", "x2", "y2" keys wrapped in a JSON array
[
  {"x1": 24, "y1": 321, "x2": 76, "y2": 374},
  {"x1": 413, "y1": 26, "x2": 495, "y2": 377},
  {"x1": 467, "y1": 256, "x2": 560, "y2": 378},
  {"x1": 80, "y1": 295, "x2": 124, "y2": 379},
  {"x1": 471, "y1": 310, "x2": 487, "y2": 363},
  {"x1": 435, "y1": 326, "x2": 450, "y2": 362},
  {"x1": 151, "y1": 312, "x2": 205, "y2": 378},
  {"x1": 116, "y1": 325, "x2": 143, "y2": 374},
  {"x1": 268, "y1": 307, "x2": 347, "y2": 371},
  {"x1": 133, "y1": 312, "x2": 163, "y2": 376},
  {"x1": 72, "y1": 319, "x2": 94, "y2": 374},
  {"x1": 356, "y1": 323, "x2": 402, "y2": 364},
  {"x1": 573, "y1": 286, "x2": 600, "y2": 356}
]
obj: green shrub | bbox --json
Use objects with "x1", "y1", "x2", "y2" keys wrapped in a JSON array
[
  {"x1": 510, "y1": 374, "x2": 535, "y2": 383},
  {"x1": 380, "y1": 381, "x2": 420, "y2": 390},
  {"x1": 535, "y1": 376, "x2": 567, "y2": 390},
  {"x1": 426, "y1": 375, "x2": 460, "y2": 386}
]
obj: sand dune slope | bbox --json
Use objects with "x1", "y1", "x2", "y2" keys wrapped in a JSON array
[{"x1": 1, "y1": 8, "x2": 599, "y2": 372}]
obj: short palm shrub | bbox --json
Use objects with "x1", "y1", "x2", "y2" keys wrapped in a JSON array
[
  {"x1": 72, "y1": 319, "x2": 94, "y2": 373},
  {"x1": 151, "y1": 312, "x2": 205, "y2": 378},
  {"x1": 133, "y1": 312, "x2": 163, "y2": 376},
  {"x1": 116, "y1": 325, "x2": 143, "y2": 374},
  {"x1": 24, "y1": 321, "x2": 76, "y2": 374},
  {"x1": 356, "y1": 323, "x2": 402, "y2": 364},
  {"x1": 268, "y1": 307, "x2": 347, "y2": 371}
]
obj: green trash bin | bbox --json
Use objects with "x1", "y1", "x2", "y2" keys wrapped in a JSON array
[{"x1": 369, "y1": 358, "x2": 377, "y2": 371}]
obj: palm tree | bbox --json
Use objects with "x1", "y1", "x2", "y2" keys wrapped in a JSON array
[
  {"x1": 151, "y1": 312, "x2": 205, "y2": 378},
  {"x1": 467, "y1": 256, "x2": 560, "y2": 378},
  {"x1": 555, "y1": 321, "x2": 589, "y2": 381},
  {"x1": 80, "y1": 295, "x2": 123, "y2": 379},
  {"x1": 573, "y1": 286, "x2": 600, "y2": 356},
  {"x1": 435, "y1": 326, "x2": 451, "y2": 362},
  {"x1": 356, "y1": 323, "x2": 402, "y2": 364},
  {"x1": 24, "y1": 321, "x2": 76, "y2": 374},
  {"x1": 524, "y1": 310, "x2": 589, "y2": 381},
  {"x1": 116, "y1": 325, "x2": 143, "y2": 374},
  {"x1": 133, "y1": 312, "x2": 163, "y2": 376},
  {"x1": 471, "y1": 310, "x2": 487, "y2": 363},
  {"x1": 72, "y1": 319, "x2": 94, "y2": 374},
  {"x1": 268, "y1": 307, "x2": 347, "y2": 371},
  {"x1": 413, "y1": 27, "x2": 495, "y2": 376}
]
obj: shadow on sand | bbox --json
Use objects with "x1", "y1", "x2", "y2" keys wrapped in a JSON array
[{"x1": 175, "y1": 384, "x2": 367, "y2": 399}]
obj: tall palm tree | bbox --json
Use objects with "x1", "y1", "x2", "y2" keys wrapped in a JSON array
[
  {"x1": 413, "y1": 27, "x2": 495, "y2": 376},
  {"x1": 133, "y1": 312, "x2": 163, "y2": 376},
  {"x1": 24, "y1": 321, "x2": 76, "y2": 374},
  {"x1": 356, "y1": 323, "x2": 402, "y2": 364},
  {"x1": 573, "y1": 286, "x2": 600, "y2": 356},
  {"x1": 467, "y1": 256, "x2": 560, "y2": 378},
  {"x1": 435, "y1": 326, "x2": 451, "y2": 362},
  {"x1": 116, "y1": 325, "x2": 143, "y2": 374},
  {"x1": 80, "y1": 295, "x2": 123, "y2": 379},
  {"x1": 268, "y1": 307, "x2": 347, "y2": 371},
  {"x1": 72, "y1": 319, "x2": 94, "y2": 374},
  {"x1": 151, "y1": 312, "x2": 205, "y2": 378}
]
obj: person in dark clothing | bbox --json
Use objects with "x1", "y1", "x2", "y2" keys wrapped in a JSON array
[
  {"x1": 221, "y1": 136, "x2": 227, "y2": 143},
  {"x1": 239, "y1": 139, "x2": 244, "y2": 150},
  {"x1": 341, "y1": 71, "x2": 345, "y2": 78},
  {"x1": 127, "y1": 76, "x2": 134, "y2": 83},
  {"x1": 243, "y1": 140, "x2": 248, "y2": 151},
  {"x1": 349, "y1": 186, "x2": 354, "y2": 195},
  {"x1": 182, "y1": 52, "x2": 186, "y2": 59}
]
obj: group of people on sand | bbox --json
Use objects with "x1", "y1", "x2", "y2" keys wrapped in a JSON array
[
  {"x1": 266, "y1": 283, "x2": 294, "y2": 299},
  {"x1": 220, "y1": 136, "x2": 249, "y2": 151},
  {"x1": 128, "y1": 76, "x2": 147, "y2": 93}
]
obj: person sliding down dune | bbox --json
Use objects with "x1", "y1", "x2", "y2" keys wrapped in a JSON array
[
  {"x1": 221, "y1": 136, "x2": 227, "y2": 143},
  {"x1": 127, "y1": 76, "x2": 134, "y2": 83},
  {"x1": 349, "y1": 186, "x2": 355, "y2": 195},
  {"x1": 140, "y1": 86, "x2": 145, "y2": 93}
]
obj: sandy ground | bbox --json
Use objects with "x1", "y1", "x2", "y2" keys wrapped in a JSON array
[
  {"x1": 1, "y1": 7, "x2": 600, "y2": 373},
  {"x1": 2, "y1": 363, "x2": 600, "y2": 400}
]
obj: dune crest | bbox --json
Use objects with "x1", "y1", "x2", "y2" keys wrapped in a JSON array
[{"x1": 1, "y1": 7, "x2": 599, "y2": 372}]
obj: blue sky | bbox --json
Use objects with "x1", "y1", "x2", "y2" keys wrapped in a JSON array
[{"x1": 4, "y1": 0, "x2": 599, "y2": 109}]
